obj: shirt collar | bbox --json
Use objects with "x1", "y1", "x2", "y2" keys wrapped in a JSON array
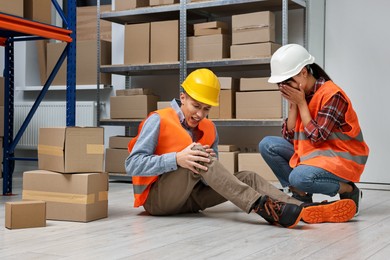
[
  {"x1": 312, "y1": 77, "x2": 326, "y2": 94},
  {"x1": 306, "y1": 77, "x2": 326, "y2": 101},
  {"x1": 171, "y1": 98, "x2": 185, "y2": 123}
]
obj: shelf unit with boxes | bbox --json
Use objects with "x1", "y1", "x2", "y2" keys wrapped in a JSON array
[
  {"x1": 99, "y1": 0, "x2": 306, "y2": 125},
  {"x1": 0, "y1": 1, "x2": 77, "y2": 195},
  {"x1": 97, "y1": 0, "x2": 307, "y2": 179}
]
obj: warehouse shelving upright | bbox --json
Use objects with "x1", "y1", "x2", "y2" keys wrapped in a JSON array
[
  {"x1": 97, "y1": 0, "x2": 307, "y2": 180},
  {"x1": 0, "y1": 0, "x2": 77, "y2": 195}
]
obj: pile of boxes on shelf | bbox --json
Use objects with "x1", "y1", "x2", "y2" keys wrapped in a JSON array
[
  {"x1": 218, "y1": 145, "x2": 277, "y2": 182},
  {"x1": 41, "y1": 4, "x2": 112, "y2": 86},
  {"x1": 105, "y1": 135, "x2": 133, "y2": 175},
  {"x1": 207, "y1": 76, "x2": 281, "y2": 120},
  {"x1": 110, "y1": 88, "x2": 160, "y2": 120},
  {"x1": 0, "y1": 1, "x2": 112, "y2": 87},
  {"x1": 122, "y1": 1, "x2": 279, "y2": 63},
  {"x1": 5, "y1": 127, "x2": 109, "y2": 229}
]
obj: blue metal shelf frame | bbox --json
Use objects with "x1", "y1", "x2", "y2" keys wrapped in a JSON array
[{"x1": 1, "y1": 0, "x2": 76, "y2": 195}]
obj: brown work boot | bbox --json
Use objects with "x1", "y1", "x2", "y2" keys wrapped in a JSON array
[
  {"x1": 253, "y1": 195, "x2": 303, "y2": 228},
  {"x1": 301, "y1": 199, "x2": 356, "y2": 224}
]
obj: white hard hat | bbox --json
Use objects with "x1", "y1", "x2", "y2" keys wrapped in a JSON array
[{"x1": 268, "y1": 44, "x2": 315, "y2": 83}]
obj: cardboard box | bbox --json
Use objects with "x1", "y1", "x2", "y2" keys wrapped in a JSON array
[
  {"x1": 218, "y1": 145, "x2": 238, "y2": 152},
  {"x1": 22, "y1": 170, "x2": 108, "y2": 222},
  {"x1": 36, "y1": 40, "x2": 48, "y2": 85},
  {"x1": 219, "y1": 90, "x2": 235, "y2": 119},
  {"x1": 188, "y1": 34, "x2": 230, "y2": 61},
  {"x1": 47, "y1": 40, "x2": 111, "y2": 86},
  {"x1": 194, "y1": 21, "x2": 229, "y2": 36},
  {"x1": 207, "y1": 105, "x2": 219, "y2": 119},
  {"x1": 38, "y1": 127, "x2": 104, "y2": 173},
  {"x1": 5, "y1": 201, "x2": 46, "y2": 229},
  {"x1": 194, "y1": 21, "x2": 229, "y2": 31},
  {"x1": 157, "y1": 101, "x2": 171, "y2": 110},
  {"x1": 0, "y1": 0, "x2": 23, "y2": 17},
  {"x1": 109, "y1": 136, "x2": 133, "y2": 149},
  {"x1": 218, "y1": 77, "x2": 239, "y2": 90},
  {"x1": 238, "y1": 153, "x2": 277, "y2": 181},
  {"x1": 150, "y1": 0, "x2": 179, "y2": 6},
  {"x1": 77, "y1": 5, "x2": 112, "y2": 42},
  {"x1": 219, "y1": 151, "x2": 239, "y2": 174},
  {"x1": 24, "y1": 0, "x2": 51, "y2": 24},
  {"x1": 236, "y1": 91, "x2": 282, "y2": 119},
  {"x1": 151, "y1": 20, "x2": 178, "y2": 63},
  {"x1": 110, "y1": 95, "x2": 159, "y2": 119},
  {"x1": 105, "y1": 148, "x2": 129, "y2": 173},
  {"x1": 240, "y1": 77, "x2": 278, "y2": 91},
  {"x1": 116, "y1": 88, "x2": 154, "y2": 96},
  {"x1": 232, "y1": 11, "x2": 275, "y2": 45},
  {"x1": 115, "y1": 0, "x2": 149, "y2": 10},
  {"x1": 231, "y1": 42, "x2": 280, "y2": 59},
  {"x1": 124, "y1": 23, "x2": 150, "y2": 64}
]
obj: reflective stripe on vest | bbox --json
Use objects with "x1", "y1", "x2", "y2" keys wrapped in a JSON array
[
  {"x1": 294, "y1": 131, "x2": 368, "y2": 165},
  {"x1": 129, "y1": 107, "x2": 216, "y2": 207},
  {"x1": 294, "y1": 131, "x2": 365, "y2": 143},
  {"x1": 300, "y1": 149, "x2": 368, "y2": 165}
]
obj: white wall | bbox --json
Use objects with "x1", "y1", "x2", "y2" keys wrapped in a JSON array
[{"x1": 325, "y1": 0, "x2": 390, "y2": 183}]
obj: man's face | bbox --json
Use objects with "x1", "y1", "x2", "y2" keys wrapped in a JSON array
[{"x1": 180, "y1": 93, "x2": 211, "y2": 128}]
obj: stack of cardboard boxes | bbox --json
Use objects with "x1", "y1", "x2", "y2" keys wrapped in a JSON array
[
  {"x1": 218, "y1": 145, "x2": 277, "y2": 182},
  {"x1": 236, "y1": 77, "x2": 282, "y2": 119},
  {"x1": 124, "y1": 19, "x2": 179, "y2": 64},
  {"x1": 110, "y1": 88, "x2": 159, "y2": 119},
  {"x1": 0, "y1": 0, "x2": 49, "y2": 20},
  {"x1": 188, "y1": 21, "x2": 230, "y2": 61},
  {"x1": 6, "y1": 127, "x2": 108, "y2": 229},
  {"x1": 105, "y1": 136, "x2": 133, "y2": 175},
  {"x1": 0, "y1": 2, "x2": 113, "y2": 87},
  {"x1": 208, "y1": 77, "x2": 238, "y2": 119},
  {"x1": 120, "y1": 0, "x2": 180, "y2": 66},
  {"x1": 231, "y1": 11, "x2": 280, "y2": 59},
  {"x1": 35, "y1": 5, "x2": 112, "y2": 87}
]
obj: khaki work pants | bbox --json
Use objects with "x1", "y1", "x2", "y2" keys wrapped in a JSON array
[{"x1": 143, "y1": 146, "x2": 301, "y2": 216}]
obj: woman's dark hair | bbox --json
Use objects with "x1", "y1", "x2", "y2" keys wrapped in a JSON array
[{"x1": 307, "y1": 63, "x2": 332, "y2": 81}]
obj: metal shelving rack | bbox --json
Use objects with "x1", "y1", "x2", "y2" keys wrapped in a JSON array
[
  {"x1": 98, "y1": 0, "x2": 306, "y2": 124},
  {"x1": 97, "y1": 0, "x2": 306, "y2": 180},
  {"x1": 0, "y1": 0, "x2": 77, "y2": 195}
]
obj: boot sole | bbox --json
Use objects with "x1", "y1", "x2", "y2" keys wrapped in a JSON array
[{"x1": 301, "y1": 199, "x2": 356, "y2": 224}]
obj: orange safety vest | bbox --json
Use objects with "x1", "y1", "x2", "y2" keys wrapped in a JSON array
[
  {"x1": 128, "y1": 107, "x2": 216, "y2": 207},
  {"x1": 290, "y1": 81, "x2": 369, "y2": 182}
]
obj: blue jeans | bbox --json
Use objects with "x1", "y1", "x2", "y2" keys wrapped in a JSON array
[{"x1": 259, "y1": 136, "x2": 349, "y2": 197}]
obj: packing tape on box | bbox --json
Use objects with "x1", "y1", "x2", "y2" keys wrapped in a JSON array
[
  {"x1": 99, "y1": 191, "x2": 108, "y2": 201},
  {"x1": 38, "y1": 145, "x2": 63, "y2": 157},
  {"x1": 86, "y1": 144, "x2": 105, "y2": 154},
  {"x1": 23, "y1": 190, "x2": 108, "y2": 204},
  {"x1": 233, "y1": 24, "x2": 270, "y2": 32}
]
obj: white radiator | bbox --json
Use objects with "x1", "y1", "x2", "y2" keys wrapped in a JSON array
[{"x1": 14, "y1": 101, "x2": 96, "y2": 149}]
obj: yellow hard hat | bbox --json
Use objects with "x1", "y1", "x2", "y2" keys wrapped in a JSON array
[{"x1": 181, "y1": 68, "x2": 220, "y2": 106}]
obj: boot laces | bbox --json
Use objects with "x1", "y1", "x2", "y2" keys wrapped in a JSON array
[{"x1": 263, "y1": 198, "x2": 284, "y2": 222}]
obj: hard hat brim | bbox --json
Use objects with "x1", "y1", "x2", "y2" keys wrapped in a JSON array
[{"x1": 268, "y1": 56, "x2": 315, "y2": 84}]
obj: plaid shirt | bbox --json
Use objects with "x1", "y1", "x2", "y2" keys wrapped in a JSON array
[{"x1": 282, "y1": 78, "x2": 351, "y2": 144}]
